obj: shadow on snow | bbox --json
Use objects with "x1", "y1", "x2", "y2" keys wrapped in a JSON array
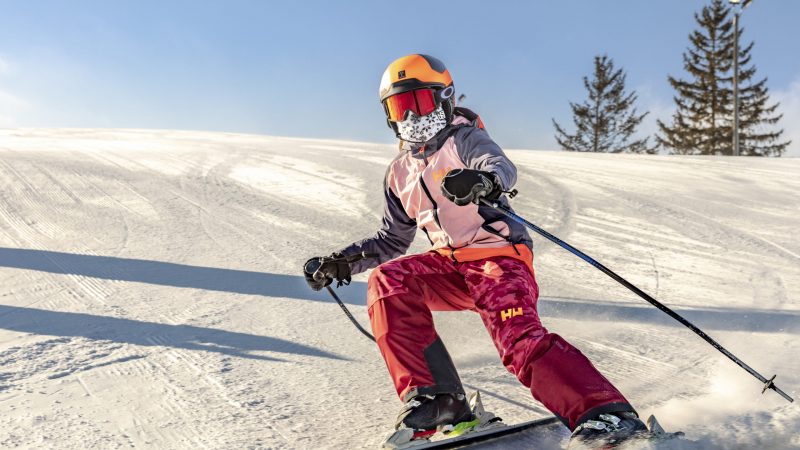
[
  {"x1": 538, "y1": 296, "x2": 800, "y2": 334},
  {"x1": 0, "y1": 304, "x2": 346, "y2": 362},
  {"x1": 0, "y1": 247, "x2": 367, "y2": 305},
  {"x1": 0, "y1": 247, "x2": 350, "y2": 361},
  {"x1": 1, "y1": 247, "x2": 796, "y2": 338}
]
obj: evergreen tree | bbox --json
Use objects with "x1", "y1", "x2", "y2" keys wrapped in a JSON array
[
  {"x1": 553, "y1": 55, "x2": 653, "y2": 154},
  {"x1": 657, "y1": 0, "x2": 789, "y2": 156}
]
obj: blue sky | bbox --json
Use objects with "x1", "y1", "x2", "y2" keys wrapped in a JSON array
[{"x1": 1, "y1": 0, "x2": 798, "y2": 155}]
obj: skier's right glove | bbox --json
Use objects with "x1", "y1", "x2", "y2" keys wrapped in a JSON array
[{"x1": 303, "y1": 253, "x2": 352, "y2": 291}]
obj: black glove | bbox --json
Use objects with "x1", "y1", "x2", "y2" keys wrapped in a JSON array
[
  {"x1": 303, "y1": 253, "x2": 352, "y2": 291},
  {"x1": 440, "y1": 169, "x2": 502, "y2": 206}
]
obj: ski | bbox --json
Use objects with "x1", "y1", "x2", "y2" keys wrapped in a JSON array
[
  {"x1": 380, "y1": 391, "x2": 564, "y2": 449},
  {"x1": 407, "y1": 416, "x2": 562, "y2": 449}
]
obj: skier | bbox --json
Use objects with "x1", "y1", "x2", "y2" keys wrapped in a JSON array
[{"x1": 304, "y1": 54, "x2": 648, "y2": 447}]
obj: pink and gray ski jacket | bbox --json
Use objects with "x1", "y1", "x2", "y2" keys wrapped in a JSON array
[{"x1": 341, "y1": 108, "x2": 533, "y2": 274}]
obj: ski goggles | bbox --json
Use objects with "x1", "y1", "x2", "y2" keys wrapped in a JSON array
[{"x1": 383, "y1": 88, "x2": 437, "y2": 122}]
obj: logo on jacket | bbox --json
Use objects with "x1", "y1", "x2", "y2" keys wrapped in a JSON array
[
  {"x1": 500, "y1": 308, "x2": 524, "y2": 322},
  {"x1": 432, "y1": 167, "x2": 453, "y2": 184}
]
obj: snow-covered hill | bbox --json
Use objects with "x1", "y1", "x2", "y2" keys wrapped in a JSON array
[{"x1": 0, "y1": 129, "x2": 797, "y2": 449}]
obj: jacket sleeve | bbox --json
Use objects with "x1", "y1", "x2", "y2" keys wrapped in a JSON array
[
  {"x1": 454, "y1": 126, "x2": 517, "y2": 190},
  {"x1": 338, "y1": 177, "x2": 416, "y2": 275}
]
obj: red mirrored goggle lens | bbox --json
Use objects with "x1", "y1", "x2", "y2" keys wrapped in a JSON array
[{"x1": 384, "y1": 89, "x2": 437, "y2": 122}]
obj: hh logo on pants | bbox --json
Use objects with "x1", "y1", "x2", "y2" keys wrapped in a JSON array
[{"x1": 501, "y1": 307, "x2": 523, "y2": 322}]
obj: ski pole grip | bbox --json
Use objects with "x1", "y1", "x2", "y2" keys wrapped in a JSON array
[{"x1": 304, "y1": 258, "x2": 326, "y2": 282}]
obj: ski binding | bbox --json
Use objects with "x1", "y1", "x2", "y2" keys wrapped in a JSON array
[{"x1": 380, "y1": 391, "x2": 504, "y2": 449}]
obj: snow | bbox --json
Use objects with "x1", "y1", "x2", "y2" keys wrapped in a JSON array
[{"x1": 0, "y1": 128, "x2": 797, "y2": 449}]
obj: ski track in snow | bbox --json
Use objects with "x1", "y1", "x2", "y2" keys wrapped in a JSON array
[{"x1": 0, "y1": 129, "x2": 798, "y2": 449}]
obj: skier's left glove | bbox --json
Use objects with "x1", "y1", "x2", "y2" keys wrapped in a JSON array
[
  {"x1": 303, "y1": 253, "x2": 352, "y2": 291},
  {"x1": 441, "y1": 169, "x2": 502, "y2": 206}
]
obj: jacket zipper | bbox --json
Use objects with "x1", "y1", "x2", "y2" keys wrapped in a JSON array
[
  {"x1": 417, "y1": 145, "x2": 442, "y2": 230},
  {"x1": 416, "y1": 147, "x2": 456, "y2": 259},
  {"x1": 419, "y1": 176, "x2": 442, "y2": 231}
]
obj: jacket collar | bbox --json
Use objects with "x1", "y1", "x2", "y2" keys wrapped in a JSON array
[{"x1": 400, "y1": 115, "x2": 473, "y2": 159}]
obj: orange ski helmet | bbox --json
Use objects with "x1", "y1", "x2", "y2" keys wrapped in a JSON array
[{"x1": 379, "y1": 54, "x2": 455, "y2": 135}]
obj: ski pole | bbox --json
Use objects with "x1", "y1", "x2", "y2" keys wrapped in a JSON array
[
  {"x1": 480, "y1": 197, "x2": 794, "y2": 403},
  {"x1": 308, "y1": 252, "x2": 377, "y2": 342}
]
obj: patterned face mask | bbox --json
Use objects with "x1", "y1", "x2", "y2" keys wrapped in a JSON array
[{"x1": 396, "y1": 105, "x2": 448, "y2": 144}]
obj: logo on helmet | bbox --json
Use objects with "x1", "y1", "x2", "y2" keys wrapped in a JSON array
[
  {"x1": 398, "y1": 70, "x2": 406, "y2": 79},
  {"x1": 440, "y1": 85, "x2": 454, "y2": 99}
]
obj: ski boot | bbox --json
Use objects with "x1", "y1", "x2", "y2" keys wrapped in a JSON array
[
  {"x1": 396, "y1": 392, "x2": 473, "y2": 439},
  {"x1": 380, "y1": 392, "x2": 503, "y2": 449},
  {"x1": 568, "y1": 411, "x2": 648, "y2": 449}
]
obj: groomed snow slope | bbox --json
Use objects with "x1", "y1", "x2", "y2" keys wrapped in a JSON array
[{"x1": 0, "y1": 129, "x2": 797, "y2": 449}]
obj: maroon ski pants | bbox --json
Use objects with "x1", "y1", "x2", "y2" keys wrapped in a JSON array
[{"x1": 367, "y1": 251, "x2": 633, "y2": 430}]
